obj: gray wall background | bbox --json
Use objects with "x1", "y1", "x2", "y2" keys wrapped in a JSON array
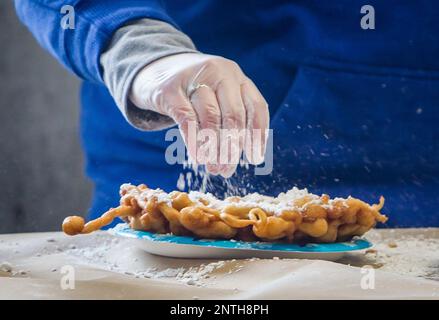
[{"x1": 0, "y1": 1, "x2": 93, "y2": 233}]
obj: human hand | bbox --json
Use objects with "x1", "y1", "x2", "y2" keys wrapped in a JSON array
[{"x1": 130, "y1": 53, "x2": 269, "y2": 177}]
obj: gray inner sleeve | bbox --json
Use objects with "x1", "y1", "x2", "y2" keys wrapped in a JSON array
[{"x1": 100, "y1": 19, "x2": 198, "y2": 131}]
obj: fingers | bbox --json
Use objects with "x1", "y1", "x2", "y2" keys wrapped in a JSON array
[
  {"x1": 187, "y1": 78, "x2": 269, "y2": 176},
  {"x1": 166, "y1": 90, "x2": 199, "y2": 163},
  {"x1": 241, "y1": 80, "x2": 270, "y2": 165},
  {"x1": 216, "y1": 80, "x2": 247, "y2": 177},
  {"x1": 158, "y1": 56, "x2": 269, "y2": 177},
  {"x1": 190, "y1": 85, "x2": 221, "y2": 174}
]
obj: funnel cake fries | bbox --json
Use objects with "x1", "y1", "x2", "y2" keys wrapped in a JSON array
[{"x1": 62, "y1": 184, "x2": 387, "y2": 243}]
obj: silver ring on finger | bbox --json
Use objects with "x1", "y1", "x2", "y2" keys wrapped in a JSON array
[{"x1": 188, "y1": 83, "x2": 210, "y2": 100}]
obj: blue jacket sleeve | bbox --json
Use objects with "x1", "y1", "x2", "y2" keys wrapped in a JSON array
[{"x1": 14, "y1": 0, "x2": 177, "y2": 84}]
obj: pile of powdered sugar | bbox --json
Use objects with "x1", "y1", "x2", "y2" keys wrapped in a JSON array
[
  {"x1": 126, "y1": 260, "x2": 235, "y2": 286},
  {"x1": 120, "y1": 183, "x2": 349, "y2": 216},
  {"x1": 0, "y1": 261, "x2": 28, "y2": 276},
  {"x1": 120, "y1": 184, "x2": 174, "y2": 207}
]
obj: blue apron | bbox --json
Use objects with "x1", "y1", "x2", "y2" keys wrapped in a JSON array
[{"x1": 16, "y1": 0, "x2": 439, "y2": 227}]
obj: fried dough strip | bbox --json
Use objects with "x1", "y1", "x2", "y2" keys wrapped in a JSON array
[
  {"x1": 62, "y1": 184, "x2": 388, "y2": 243},
  {"x1": 62, "y1": 206, "x2": 136, "y2": 236}
]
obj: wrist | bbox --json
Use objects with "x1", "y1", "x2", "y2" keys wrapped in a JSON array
[{"x1": 100, "y1": 18, "x2": 198, "y2": 130}]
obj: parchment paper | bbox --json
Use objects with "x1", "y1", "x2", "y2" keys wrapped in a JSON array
[{"x1": 1, "y1": 229, "x2": 438, "y2": 299}]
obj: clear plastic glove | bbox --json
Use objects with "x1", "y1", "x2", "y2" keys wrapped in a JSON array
[{"x1": 130, "y1": 53, "x2": 269, "y2": 177}]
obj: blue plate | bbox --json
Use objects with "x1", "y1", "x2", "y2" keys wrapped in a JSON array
[{"x1": 110, "y1": 223, "x2": 372, "y2": 260}]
